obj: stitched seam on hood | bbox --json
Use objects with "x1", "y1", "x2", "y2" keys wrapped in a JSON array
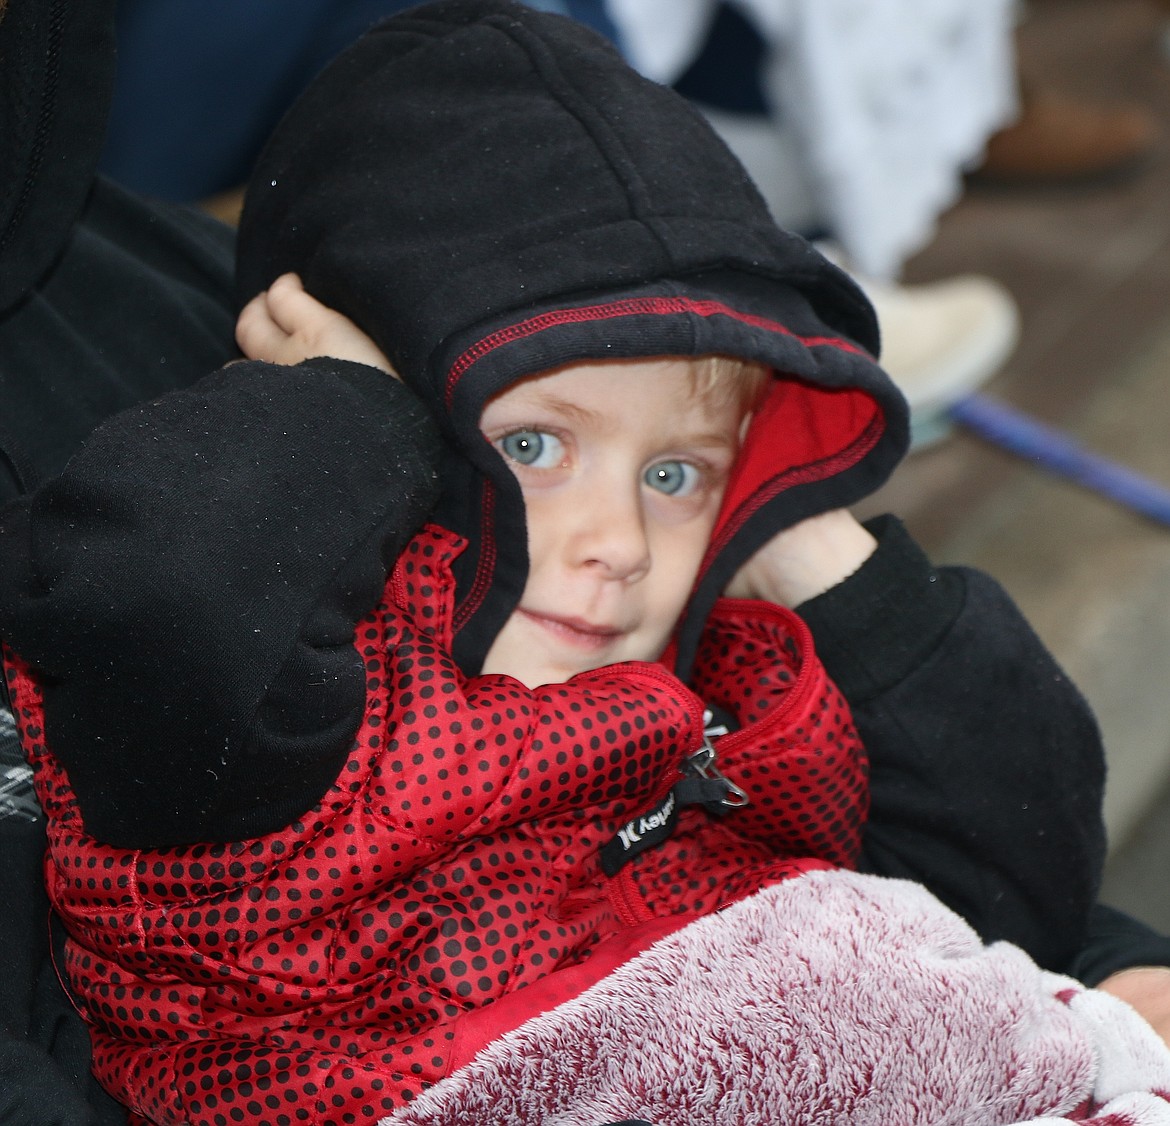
[
  {"x1": 443, "y1": 294, "x2": 868, "y2": 407},
  {"x1": 490, "y1": 14, "x2": 675, "y2": 267},
  {"x1": 452, "y1": 480, "x2": 497, "y2": 633},
  {"x1": 0, "y1": 0, "x2": 66, "y2": 258}
]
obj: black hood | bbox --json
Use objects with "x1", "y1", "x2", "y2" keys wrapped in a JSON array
[
  {"x1": 0, "y1": 0, "x2": 116, "y2": 313},
  {"x1": 237, "y1": 0, "x2": 909, "y2": 677}
]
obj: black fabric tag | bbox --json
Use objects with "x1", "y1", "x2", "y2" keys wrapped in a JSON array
[
  {"x1": 599, "y1": 705, "x2": 744, "y2": 877},
  {"x1": 598, "y1": 773, "x2": 737, "y2": 877},
  {"x1": 600, "y1": 788, "x2": 682, "y2": 877}
]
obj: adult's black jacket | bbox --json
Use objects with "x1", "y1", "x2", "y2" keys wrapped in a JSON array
[
  {"x1": 0, "y1": 0, "x2": 237, "y2": 496},
  {"x1": 0, "y1": 1, "x2": 236, "y2": 1121}
]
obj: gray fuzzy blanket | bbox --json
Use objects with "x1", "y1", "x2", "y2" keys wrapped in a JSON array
[{"x1": 383, "y1": 870, "x2": 1170, "y2": 1126}]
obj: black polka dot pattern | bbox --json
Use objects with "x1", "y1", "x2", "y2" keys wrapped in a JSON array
[
  {"x1": 691, "y1": 601, "x2": 868, "y2": 865},
  {"x1": 4, "y1": 524, "x2": 867, "y2": 1124}
]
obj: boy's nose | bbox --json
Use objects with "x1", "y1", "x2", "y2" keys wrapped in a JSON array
[{"x1": 568, "y1": 484, "x2": 651, "y2": 583}]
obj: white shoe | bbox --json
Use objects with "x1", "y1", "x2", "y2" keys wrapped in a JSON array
[{"x1": 832, "y1": 260, "x2": 1021, "y2": 449}]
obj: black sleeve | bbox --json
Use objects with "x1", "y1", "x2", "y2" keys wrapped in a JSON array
[
  {"x1": 0, "y1": 359, "x2": 441, "y2": 848},
  {"x1": 796, "y1": 515, "x2": 1107, "y2": 972},
  {"x1": 1071, "y1": 903, "x2": 1170, "y2": 986}
]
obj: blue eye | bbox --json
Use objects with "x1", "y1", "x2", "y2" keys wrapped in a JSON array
[
  {"x1": 499, "y1": 429, "x2": 564, "y2": 468},
  {"x1": 645, "y1": 460, "x2": 699, "y2": 496}
]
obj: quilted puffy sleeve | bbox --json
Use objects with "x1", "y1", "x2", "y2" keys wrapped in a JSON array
[{"x1": 0, "y1": 359, "x2": 441, "y2": 847}]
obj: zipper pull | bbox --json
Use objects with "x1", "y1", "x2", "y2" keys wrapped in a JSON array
[
  {"x1": 599, "y1": 716, "x2": 749, "y2": 876},
  {"x1": 683, "y1": 733, "x2": 749, "y2": 810}
]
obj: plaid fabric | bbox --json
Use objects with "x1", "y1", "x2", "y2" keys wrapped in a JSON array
[{"x1": 0, "y1": 705, "x2": 40, "y2": 822}]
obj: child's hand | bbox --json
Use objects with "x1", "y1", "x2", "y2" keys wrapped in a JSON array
[
  {"x1": 725, "y1": 509, "x2": 877, "y2": 606},
  {"x1": 235, "y1": 272, "x2": 399, "y2": 377}
]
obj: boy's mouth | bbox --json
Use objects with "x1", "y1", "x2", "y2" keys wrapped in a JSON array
[{"x1": 518, "y1": 609, "x2": 624, "y2": 650}]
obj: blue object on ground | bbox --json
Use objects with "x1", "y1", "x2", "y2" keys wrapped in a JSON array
[{"x1": 952, "y1": 394, "x2": 1170, "y2": 528}]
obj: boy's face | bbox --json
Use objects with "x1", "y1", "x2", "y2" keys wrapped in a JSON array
[{"x1": 479, "y1": 358, "x2": 744, "y2": 688}]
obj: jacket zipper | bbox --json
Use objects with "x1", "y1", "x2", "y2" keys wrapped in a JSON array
[{"x1": 597, "y1": 663, "x2": 743, "y2": 926}]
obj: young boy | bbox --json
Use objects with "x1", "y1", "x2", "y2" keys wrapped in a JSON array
[{"x1": 0, "y1": 2, "x2": 1136, "y2": 1123}]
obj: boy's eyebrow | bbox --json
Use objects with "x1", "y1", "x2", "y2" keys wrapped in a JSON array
[
  {"x1": 521, "y1": 392, "x2": 742, "y2": 449},
  {"x1": 522, "y1": 392, "x2": 600, "y2": 427}
]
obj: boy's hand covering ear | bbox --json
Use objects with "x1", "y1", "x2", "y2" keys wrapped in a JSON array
[
  {"x1": 237, "y1": 272, "x2": 399, "y2": 377},
  {"x1": 725, "y1": 509, "x2": 878, "y2": 607}
]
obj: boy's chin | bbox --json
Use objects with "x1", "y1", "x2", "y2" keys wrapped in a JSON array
[
  {"x1": 480, "y1": 613, "x2": 671, "y2": 688},
  {"x1": 481, "y1": 641, "x2": 624, "y2": 689},
  {"x1": 480, "y1": 656, "x2": 599, "y2": 690},
  {"x1": 481, "y1": 647, "x2": 670, "y2": 689}
]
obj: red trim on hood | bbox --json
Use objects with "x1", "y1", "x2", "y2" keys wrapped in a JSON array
[
  {"x1": 703, "y1": 379, "x2": 884, "y2": 573},
  {"x1": 443, "y1": 295, "x2": 867, "y2": 407}
]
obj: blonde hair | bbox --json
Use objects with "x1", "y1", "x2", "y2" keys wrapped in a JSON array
[{"x1": 688, "y1": 355, "x2": 773, "y2": 415}]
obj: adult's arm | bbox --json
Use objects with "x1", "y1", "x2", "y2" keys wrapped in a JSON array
[
  {"x1": 0, "y1": 360, "x2": 441, "y2": 848},
  {"x1": 1079, "y1": 904, "x2": 1170, "y2": 1047},
  {"x1": 794, "y1": 514, "x2": 1106, "y2": 972}
]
